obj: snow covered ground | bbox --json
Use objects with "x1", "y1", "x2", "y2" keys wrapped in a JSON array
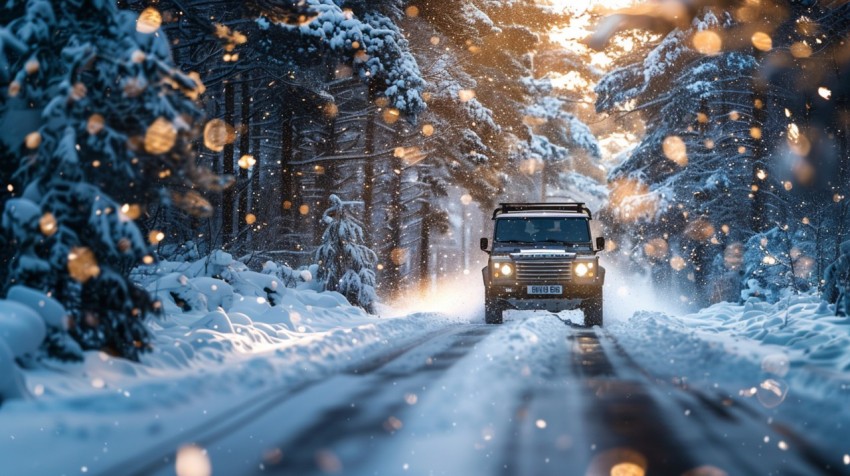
[
  {"x1": 608, "y1": 294, "x2": 850, "y2": 464},
  {"x1": 1, "y1": 255, "x2": 850, "y2": 474},
  {"x1": 0, "y1": 254, "x2": 476, "y2": 475}
]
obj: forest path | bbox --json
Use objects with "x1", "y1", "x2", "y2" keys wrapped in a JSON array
[{"x1": 139, "y1": 314, "x2": 836, "y2": 476}]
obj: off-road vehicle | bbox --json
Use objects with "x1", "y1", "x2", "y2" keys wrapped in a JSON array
[{"x1": 480, "y1": 203, "x2": 606, "y2": 326}]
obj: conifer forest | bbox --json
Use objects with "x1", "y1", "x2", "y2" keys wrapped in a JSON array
[{"x1": 2, "y1": 1, "x2": 850, "y2": 475}]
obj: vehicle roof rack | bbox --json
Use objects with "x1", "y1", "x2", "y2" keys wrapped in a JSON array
[{"x1": 492, "y1": 202, "x2": 592, "y2": 220}]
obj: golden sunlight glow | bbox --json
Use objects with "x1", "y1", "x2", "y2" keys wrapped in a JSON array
[
  {"x1": 238, "y1": 154, "x2": 256, "y2": 169},
  {"x1": 611, "y1": 462, "x2": 646, "y2": 476},
  {"x1": 608, "y1": 179, "x2": 659, "y2": 222},
  {"x1": 204, "y1": 119, "x2": 235, "y2": 152},
  {"x1": 175, "y1": 444, "x2": 212, "y2": 476},
  {"x1": 644, "y1": 238, "x2": 669, "y2": 259},
  {"x1": 136, "y1": 7, "x2": 162, "y2": 34},
  {"x1": 87, "y1": 114, "x2": 105, "y2": 135},
  {"x1": 790, "y1": 42, "x2": 812, "y2": 58},
  {"x1": 670, "y1": 255, "x2": 687, "y2": 271},
  {"x1": 145, "y1": 117, "x2": 177, "y2": 155},
  {"x1": 458, "y1": 89, "x2": 476, "y2": 102},
  {"x1": 148, "y1": 230, "x2": 165, "y2": 245},
  {"x1": 693, "y1": 31, "x2": 722, "y2": 55},
  {"x1": 24, "y1": 59, "x2": 39, "y2": 75},
  {"x1": 68, "y1": 247, "x2": 101, "y2": 283},
  {"x1": 542, "y1": 0, "x2": 636, "y2": 13},
  {"x1": 662, "y1": 136, "x2": 688, "y2": 166},
  {"x1": 25, "y1": 131, "x2": 41, "y2": 150},
  {"x1": 394, "y1": 146, "x2": 427, "y2": 165},
  {"x1": 751, "y1": 32, "x2": 773, "y2": 51},
  {"x1": 39, "y1": 213, "x2": 57, "y2": 237},
  {"x1": 549, "y1": 70, "x2": 589, "y2": 91},
  {"x1": 391, "y1": 248, "x2": 409, "y2": 266},
  {"x1": 382, "y1": 108, "x2": 401, "y2": 124},
  {"x1": 586, "y1": 448, "x2": 647, "y2": 476}
]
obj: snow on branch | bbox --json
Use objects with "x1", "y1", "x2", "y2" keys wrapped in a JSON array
[{"x1": 277, "y1": 0, "x2": 426, "y2": 115}]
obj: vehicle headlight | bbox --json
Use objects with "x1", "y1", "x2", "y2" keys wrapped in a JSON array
[
  {"x1": 491, "y1": 259, "x2": 514, "y2": 279},
  {"x1": 500, "y1": 263, "x2": 513, "y2": 276},
  {"x1": 573, "y1": 260, "x2": 596, "y2": 280},
  {"x1": 575, "y1": 263, "x2": 588, "y2": 277}
]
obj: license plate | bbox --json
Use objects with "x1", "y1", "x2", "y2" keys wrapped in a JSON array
[{"x1": 528, "y1": 285, "x2": 562, "y2": 295}]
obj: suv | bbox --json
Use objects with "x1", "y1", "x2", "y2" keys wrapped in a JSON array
[{"x1": 480, "y1": 203, "x2": 606, "y2": 326}]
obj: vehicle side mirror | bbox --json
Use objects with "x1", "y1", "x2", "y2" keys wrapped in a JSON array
[
  {"x1": 480, "y1": 238, "x2": 489, "y2": 252},
  {"x1": 596, "y1": 236, "x2": 606, "y2": 251}
]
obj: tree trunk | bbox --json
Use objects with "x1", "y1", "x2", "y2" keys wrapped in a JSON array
[
  {"x1": 363, "y1": 107, "x2": 376, "y2": 244},
  {"x1": 387, "y1": 129, "x2": 404, "y2": 298},
  {"x1": 314, "y1": 118, "x2": 338, "y2": 244},
  {"x1": 250, "y1": 96, "x2": 262, "y2": 245},
  {"x1": 222, "y1": 81, "x2": 236, "y2": 247},
  {"x1": 280, "y1": 112, "x2": 295, "y2": 249},
  {"x1": 418, "y1": 201, "x2": 431, "y2": 291},
  {"x1": 751, "y1": 83, "x2": 767, "y2": 233},
  {"x1": 239, "y1": 80, "x2": 251, "y2": 241}
]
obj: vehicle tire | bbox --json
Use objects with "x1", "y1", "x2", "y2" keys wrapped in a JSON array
[
  {"x1": 484, "y1": 297, "x2": 504, "y2": 324},
  {"x1": 583, "y1": 290, "x2": 604, "y2": 327}
]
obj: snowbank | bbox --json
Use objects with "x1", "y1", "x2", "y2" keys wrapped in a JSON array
[
  {"x1": 0, "y1": 252, "x2": 474, "y2": 475},
  {"x1": 0, "y1": 285, "x2": 70, "y2": 401},
  {"x1": 608, "y1": 293, "x2": 850, "y2": 455},
  {"x1": 614, "y1": 294, "x2": 850, "y2": 375}
]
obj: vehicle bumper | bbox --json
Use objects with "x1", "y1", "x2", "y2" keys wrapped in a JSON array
[{"x1": 486, "y1": 283, "x2": 601, "y2": 311}]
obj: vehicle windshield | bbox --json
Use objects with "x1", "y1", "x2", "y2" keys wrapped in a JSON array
[{"x1": 494, "y1": 217, "x2": 591, "y2": 243}]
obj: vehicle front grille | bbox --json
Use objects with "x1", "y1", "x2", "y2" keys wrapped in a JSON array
[{"x1": 515, "y1": 260, "x2": 572, "y2": 283}]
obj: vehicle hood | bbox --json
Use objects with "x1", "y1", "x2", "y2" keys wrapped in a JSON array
[{"x1": 491, "y1": 244, "x2": 594, "y2": 257}]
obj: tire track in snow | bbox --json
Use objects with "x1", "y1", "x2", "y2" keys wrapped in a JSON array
[
  {"x1": 111, "y1": 324, "x2": 476, "y2": 476},
  {"x1": 570, "y1": 328, "x2": 699, "y2": 474},
  {"x1": 499, "y1": 323, "x2": 839, "y2": 475},
  {"x1": 596, "y1": 327, "x2": 842, "y2": 475},
  {"x1": 254, "y1": 326, "x2": 496, "y2": 475},
  {"x1": 497, "y1": 325, "x2": 696, "y2": 475}
]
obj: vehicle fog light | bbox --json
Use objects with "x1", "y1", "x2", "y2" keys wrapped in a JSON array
[
  {"x1": 500, "y1": 263, "x2": 513, "y2": 276},
  {"x1": 575, "y1": 263, "x2": 588, "y2": 277}
]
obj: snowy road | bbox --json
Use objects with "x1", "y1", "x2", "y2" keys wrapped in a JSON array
[{"x1": 125, "y1": 312, "x2": 839, "y2": 476}]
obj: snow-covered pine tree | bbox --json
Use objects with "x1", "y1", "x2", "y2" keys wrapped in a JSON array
[
  {"x1": 413, "y1": 1, "x2": 605, "y2": 205},
  {"x1": 594, "y1": 2, "x2": 850, "y2": 304},
  {"x1": 316, "y1": 195, "x2": 378, "y2": 313},
  {"x1": 0, "y1": 1, "x2": 205, "y2": 360},
  {"x1": 741, "y1": 226, "x2": 815, "y2": 302},
  {"x1": 282, "y1": 0, "x2": 426, "y2": 116},
  {"x1": 410, "y1": 22, "x2": 502, "y2": 207},
  {"x1": 157, "y1": 0, "x2": 432, "y2": 296},
  {"x1": 520, "y1": 77, "x2": 603, "y2": 201},
  {"x1": 595, "y1": 12, "x2": 761, "y2": 304},
  {"x1": 824, "y1": 241, "x2": 850, "y2": 316}
]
